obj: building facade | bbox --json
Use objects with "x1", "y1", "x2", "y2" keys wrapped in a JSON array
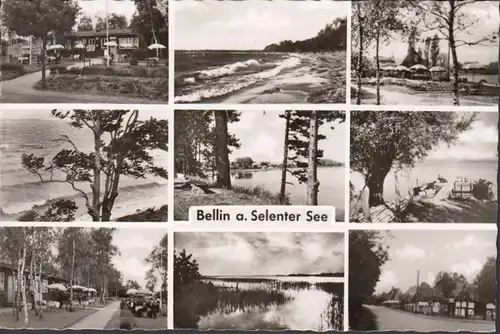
[{"x1": 64, "y1": 28, "x2": 142, "y2": 57}]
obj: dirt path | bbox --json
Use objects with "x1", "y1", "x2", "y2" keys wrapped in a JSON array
[
  {"x1": 1, "y1": 70, "x2": 160, "y2": 103},
  {"x1": 66, "y1": 301, "x2": 120, "y2": 330}
]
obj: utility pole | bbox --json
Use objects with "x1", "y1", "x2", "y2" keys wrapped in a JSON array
[
  {"x1": 105, "y1": 0, "x2": 110, "y2": 67},
  {"x1": 415, "y1": 270, "x2": 420, "y2": 314}
]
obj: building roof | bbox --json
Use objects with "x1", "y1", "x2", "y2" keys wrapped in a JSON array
[{"x1": 67, "y1": 28, "x2": 139, "y2": 38}]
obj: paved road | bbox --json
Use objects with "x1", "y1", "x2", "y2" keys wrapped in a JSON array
[
  {"x1": 366, "y1": 305, "x2": 496, "y2": 332},
  {"x1": 1, "y1": 70, "x2": 161, "y2": 104},
  {"x1": 67, "y1": 301, "x2": 120, "y2": 329}
]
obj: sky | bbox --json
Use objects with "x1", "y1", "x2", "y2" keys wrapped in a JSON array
[
  {"x1": 111, "y1": 228, "x2": 167, "y2": 290},
  {"x1": 77, "y1": 0, "x2": 137, "y2": 23},
  {"x1": 0, "y1": 109, "x2": 168, "y2": 121},
  {"x1": 374, "y1": 230, "x2": 496, "y2": 294},
  {"x1": 426, "y1": 112, "x2": 498, "y2": 161},
  {"x1": 174, "y1": 0, "x2": 347, "y2": 50},
  {"x1": 364, "y1": 1, "x2": 499, "y2": 65},
  {"x1": 175, "y1": 232, "x2": 344, "y2": 276},
  {"x1": 228, "y1": 110, "x2": 346, "y2": 164}
]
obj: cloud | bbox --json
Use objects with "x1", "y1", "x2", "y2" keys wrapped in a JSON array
[
  {"x1": 174, "y1": 0, "x2": 208, "y2": 13},
  {"x1": 459, "y1": 122, "x2": 498, "y2": 145},
  {"x1": 427, "y1": 271, "x2": 436, "y2": 285},
  {"x1": 210, "y1": 9, "x2": 291, "y2": 30},
  {"x1": 376, "y1": 270, "x2": 400, "y2": 293},
  {"x1": 450, "y1": 259, "x2": 483, "y2": 280},
  {"x1": 394, "y1": 244, "x2": 426, "y2": 261},
  {"x1": 445, "y1": 234, "x2": 491, "y2": 249}
]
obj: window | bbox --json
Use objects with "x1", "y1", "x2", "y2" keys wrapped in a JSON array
[
  {"x1": 0, "y1": 272, "x2": 4, "y2": 292},
  {"x1": 119, "y1": 37, "x2": 139, "y2": 49}
]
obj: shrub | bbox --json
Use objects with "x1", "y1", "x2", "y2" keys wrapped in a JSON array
[
  {"x1": 1, "y1": 63, "x2": 25, "y2": 73},
  {"x1": 129, "y1": 57, "x2": 138, "y2": 66},
  {"x1": 119, "y1": 319, "x2": 134, "y2": 329}
]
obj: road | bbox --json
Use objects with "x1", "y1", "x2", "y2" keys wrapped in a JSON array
[
  {"x1": 1, "y1": 70, "x2": 162, "y2": 104},
  {"x1": 366, "y1": 305, "x2": 496, "y2": 332},
  {"x1": 66, "y1": 301, "x2": 120, "y2": 329}
]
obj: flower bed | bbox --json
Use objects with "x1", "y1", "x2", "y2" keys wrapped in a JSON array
[{"x1": 49, "y1": 64, "x2": 168, "y2": 78}]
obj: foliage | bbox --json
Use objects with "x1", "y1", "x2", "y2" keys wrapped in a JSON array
[
  {"x1": 145, "y1": 233, "x2": 168, "y2": 293},
  {"x1": 474, "y1": 256, "x2": 496, "y2": 304},
  {"x1": 130, "y1": 0, "x2": 168, "y2": 49},
  {"x1": 95, "y1": 14, "x2": 128, "y2": 31},
  {"x1": 21, "y1": 109, "x2": 168, "y2": 221},
  {"x1": 77, "y1": 15, "x2": 94, "y2": 32},
  {"x1": 265, "y1": 18, "x2": 346, "y2": 52},
  {"x1": 350, "y1": 111, "x2": 475, "y2": 206},
  {"x1": 125, "y1": 280, "x2": 141, "y2": 290},
  {"x1": 285, "y1": 111, "x2": 345, "y2": 184},
  {"x1": 349, "y1": 230, "x2": 390, "y2": 314}
]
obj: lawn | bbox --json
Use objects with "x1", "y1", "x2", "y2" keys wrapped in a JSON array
[
  {"x1": 0, "y1": 63, "x2": 41, "y2": 81},
  {"x1": 104, "y1": 309, "x2": 167, "y2": 330},
  {"x1": 116, "y1": 205, "x2": 168, "y2": 222},
  {"x1": 174, "y1": 185, "x2": 287, "y2": 221},
  {"x1": 0, "y1": 308, "x2": 98, "y2": 329}
]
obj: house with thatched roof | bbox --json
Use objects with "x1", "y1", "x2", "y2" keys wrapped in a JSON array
[{"x1": 448, "y1": 275, "x2": 479, "y2": 318}]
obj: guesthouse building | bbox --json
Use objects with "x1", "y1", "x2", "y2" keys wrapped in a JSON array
[{"x1": 63, "y1": 28, "x2": 142, "y2": 57}]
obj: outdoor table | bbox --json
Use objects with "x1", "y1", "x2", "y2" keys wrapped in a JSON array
[{"x1": 146, "y1": 57, "x2": 159, "y2": 67}]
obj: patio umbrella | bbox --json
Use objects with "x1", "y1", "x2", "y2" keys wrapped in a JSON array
[
  {"x1": 48, "y1": 44, "x2": 65, "y2": 50},
  {"x1": 463, "y1": 63, "x2": 485, "y2": 82},
  {"x1": 71, "y1": 285, "x2": 85, "y2": 291},
  {"x1": 147, "y1": 43, "x2": 166, "y2": 50},
  {"x1": 410, "y1": 64, "x2": 428, "y2": 71},
  {"x1": 103, "y1": 41, "x2": 117, "y2": 47},
  {"x1": 126, "y1": 288, "x2": 138, "y2": 295},
  {"x1": 136, "y1": 288, "x2": 153, "y2": 295},
  {"x1": 394, "y1": 65, "x2": 410, "y2": 72},
  {"x1": 74, "y1": 43, "x2": 85, "y2": 49},
  {"x1": 47, "y1": 283, "x2": 67, "y2": 291},
  {"x1": 382, "y1": 65, "x2": 395, "y2": 71},
  {"x1": 429, "y1": 66, "x2": 446, "y2": 72}
]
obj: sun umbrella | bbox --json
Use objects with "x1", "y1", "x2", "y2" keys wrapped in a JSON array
[
  {"x1": 382, "y1": 65, "x2": 395, "y2": 71},
  {"x1": 103, "y1": 41, "x2": 118, "y2": 47},
  {"x1": 429, "y1": 66, "x2": 446, "y2": 72},
  {"x1": 47, "y1": 283, "x2": 67, "y2": 291},
  {"x1": 126, "y1": 288, "x2": 138, "y2": 295},
  {"x1": 147, "y1": 43, "x2": 166, "y2": 50},
  {"x1": 87, "y1": 288, "x2": 97, "y2": 293},
  {"x1": 394, "y1": 65, "x2": 410, "y2": 72},
  {"x1": 48, "y1": 44, "x2": 65, "y2": 50},
  {"x1": 410, "y1": 64, "x2": 428, "y2": 71},
  {"x1": 74, "y1": 43, "x2": 85, "y2": 49},
  {"x1": 71, "y1": 285, "x2": 85, "y2": 291},
  {"x1": 463, "y1": 63, "x2": 486, "y2": 82},
  {"x1": 136, "y1": 288, "x2": 153, "y2": 295}
]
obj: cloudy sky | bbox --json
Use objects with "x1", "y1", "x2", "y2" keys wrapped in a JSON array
[
  {"x1": 174, "y1": 0, "x2": 347, "y2": 50},
  {"x1": 111, "y1": 228, "x2": 167, "y2": 290},
  {"x1": 228, "y1": 110, "x2": 346, "y2": 164},
  {"x1": 175, "y1": 232, "x2": 344, "y2": 276},
  {"x1": 0, "y1": 109, "x2": 168, "y2": 121},
  {"x1": 375, "y1": 230, "x2": 496, "y2": 294},
  {"x1": 426, "y1": 112, "x2": 497, "y2": 161},
  {"x1": 367, "y1": 1, "x2": 499, "y2": 65}
]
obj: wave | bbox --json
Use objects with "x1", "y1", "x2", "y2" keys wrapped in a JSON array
[
  {"x1": 0, "y1": 181, "x2": 167, "y2": 216},
  {"x1": 197, "y1": 59, "x2": 260, "y2": 80},
  {"x1": 175, "y1": 56, "x2": 301, "y2": 103}
]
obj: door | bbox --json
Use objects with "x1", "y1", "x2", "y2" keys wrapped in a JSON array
[{"x1": 7, "y1": 275, "x2": 13, "y2": 303}]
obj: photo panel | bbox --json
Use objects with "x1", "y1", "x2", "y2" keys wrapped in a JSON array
[
  {"x1": 173, "y1": 109, "x2": 346, "y2": 223},
  {"x1": 0, "y1": 226, "x2": 168, "y2": 330},
  {"x1": 351, "y1": 0, "x2": 498, "y2": 106},
  {"x1": 173, "y1": 231, "x2": 345, "y2": 331},
  {"x1": 349, "y1": 110, "x2": 498, "y2": 223},
  {"x1": 173, "y1": 0, "x2": 347, "y2": 104},
  {"x1": 348, "y1": 229, "x2": 496, "y2": 332},
  {"x1": 0, "y1": 108, "x2": 169, "y2": 222},
  {"x1": 1, "y1": 0, "x2": 168, "y2": 104}
]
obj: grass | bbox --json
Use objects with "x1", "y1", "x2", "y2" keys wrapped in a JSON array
[
  {"x1": 0, "y1": 308, "x2": 98, "y2": 329},
  {"x1": 104, "y1": 308, "x2": 167, "y2": 330},
  {"x1": 0, "y1": 63, "x2": 42, "y2": 81},
  {"x1": 349, "y1": 305, "x2": 378, "y2": 331},
  {"x1": 116, "y1": 205, "x2": 168, "y2": 222},
  {"x1": 402, "y1": 199, "x2": 497, "y2": 223},
  {"x1": 34, "y1": 74, "x2": 168, "y2": 101},
  {"x1": 49, "y1": 64, "x2": 168, "y2": 78},
  {"x1": 174, "y1": 185, "x2": 288, "y2": 221}
]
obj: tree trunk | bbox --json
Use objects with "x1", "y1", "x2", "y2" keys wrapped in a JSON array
[
  {"x1": 29, "y1": 231, "x2": 36, "y2": 314},
  {"x1": 14, "y1": 248, "x2": 21, "y2": 321},
  {"x1": 70, "y1": 238, "x2": 75, "y2": 311},
  {"x1": 280, "y1": 111, "x2": 291, "y2": 204},
  {"x1": 41, "y1": 38, "x2": 47, "y2": 89},
  {"x1": 367, "y1": 168, "x2": 390, "y2": 207},
  {"x1": 448, "y1": 7, "x2": 460, "y2": 106},
  {"x1": 92, "y1": 114, "x2": 102, "y2": 221},
  {"x1": 20, "y1": 240, "x2": 28, "y2": 327},
  {"x1": 214, "y1": 110, "x2": 231, "y2": 189},
  {"x1": 356, "y1": 5, "x2": 364, "y2": 105},
  {"x1": 101, "y1": 173, "x2": 120, "y2": 222},
  {"x1": 375, "y1": 30, "x2": 381, "y2": 105},
  {"x1": 306, "y1": 111, "x2": 320, "y2": 205},
  {"x1": 38, "y1": 261, "x2": 43, "y2": 319}
]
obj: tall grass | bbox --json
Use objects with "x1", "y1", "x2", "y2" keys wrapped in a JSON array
[{"x1": 232, "y1": 185, "x2": 290, "y2": 205}]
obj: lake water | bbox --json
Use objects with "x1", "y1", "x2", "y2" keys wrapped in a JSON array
[
  {"x1": 350, "y1": 160, "x2": 497, "y2": 204},
  {"x1": 0, "y1": 118, "x2": 168, "y2": 220},
  {"x1": 198, "y1": 276, "x2": 343, "y2": 330},
  {"x1": 232, "y1": 167, "x2": 345, "y2": 219}
]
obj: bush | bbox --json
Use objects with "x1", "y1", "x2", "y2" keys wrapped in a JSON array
[
  {"x1": 1, "y1": 63, "x2": 25, "y2": 72},
  {"x1": 129, "y1": 58, "x2": 138, "y2": 66},
  {"x1": 119, "y1": 319, "x2": 134, "y2": 329}
]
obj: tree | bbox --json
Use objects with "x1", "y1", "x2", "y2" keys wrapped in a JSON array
[
  {"x1": 125, "y1": 280, "x2": 141, "y2": 290},
  {"x1": 95, "y1": 13, "x2": 128, "y2": 31},
  {"x1": 409, "y1": 0, "x2": 497, "y2": 105},
  {"x1": 90, "y1": 228, "x2": 119, "y2": 303},
  {"x1": 130, "y1": 0, "x2": 168, "y2": 52},
  {"x1": 474, "y1": 256, "x2": 496, "y2": 305},
  {"x1": 279, "y1": 111, "x2": 292, "y2": 204},
  {"x1": 145, "y1": 233, "x2": 167, "y2": 309},
  {"x1": 424, "y1": 36, "x2": 432, "y2": 67},
  {"x1": 352, "y1": 1, "x2": 373, "y2": 105},
  {"x1": 21, "y1": 110, "x2": 168, "y2": 222},
  {"x1": 349, "y1": 230, "x2": 390, "y2": 330},
  {"x1": 287, "y1": 111, "x2": 346, "y2": 205},
  {"x1": 213, "y1": 111, "x2": 232, "y2": 189},
  {"x1": 77, "y1": 15, "x2": 94, "y2": 31},
  {"x1": 174, "y1": 249, "x2": 201, "y2": 289},
  {"x1": 2, "y1": 0, "x2": 81, "y2": 88},
  {"x1": 234, "y1": 157, "x2": 254, "y2": 169},
  {"x1": 350, "y1": 111, "x2": 475, "y2": 207},
  {"x1": 430, "y1": 34, "x2": 440, "y2": 67}
]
